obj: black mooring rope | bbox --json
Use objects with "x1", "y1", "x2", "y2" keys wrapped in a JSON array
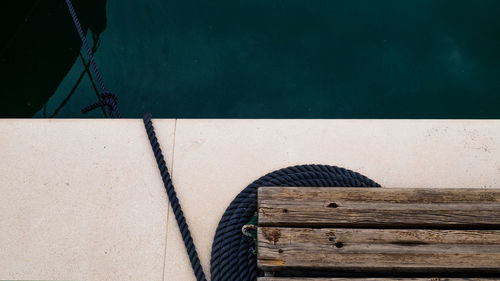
[
  {"x1": 210, "y1": 165, "x2": 380, "y2": 281},
  {"x1": 143, "y1": 113, "x2": 381, "y2": 281},
  {"x1": 143, "y1": 113, "x2": 207, "y2": 281},
  {"x1": 64, "y1": 0, "x2": 121, "y2": 118},
  {"x1": 81, "y1": 93, "x2": 120, "y2": 117},
  {"x1": 65, "y1": 2, "x2": 379, "y2": 279}
]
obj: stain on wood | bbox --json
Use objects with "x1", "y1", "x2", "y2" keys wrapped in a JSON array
[
  {"x1": 262, "y1": 228, "x2": 282, "y2": 245},
  {"x1": 259, "y1": 257, "x2": 286, "y2": 266}
]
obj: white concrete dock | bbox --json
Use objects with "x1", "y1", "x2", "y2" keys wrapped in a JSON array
[{"x1": 1, "y1": 119, "x2": 499, "y2": 280}]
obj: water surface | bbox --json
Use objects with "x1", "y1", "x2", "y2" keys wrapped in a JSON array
[{"x1": 30, "y1": 0, "x2": 500, "y2": 117}]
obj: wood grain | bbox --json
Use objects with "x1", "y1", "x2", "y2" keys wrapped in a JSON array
[
  {"x1": 257, "y1": 228, "x2": 500, "y2": 272},
  {"x1": 258, "y1": 187, "x2": 500, "y2": 228}
]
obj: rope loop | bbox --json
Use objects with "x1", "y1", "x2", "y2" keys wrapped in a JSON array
[{"x1": 81, "y1": 92, "x2": 121, "y2": 118}]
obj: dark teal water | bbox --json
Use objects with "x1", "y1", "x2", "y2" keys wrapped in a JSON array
[{"x1": 37, "y1": 0, "x2": 500, "y2": 118}]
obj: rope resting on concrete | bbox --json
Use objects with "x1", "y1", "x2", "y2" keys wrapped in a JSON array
[
  {"x1": 143, "y1": 113, "x2": 381, "y2": 281},
  {"x1": 143, "y1": 113, "x2": 207, "y2": 281},
  {"x1": 65, "y1": 3, "x2": 380, "y2": 280}
]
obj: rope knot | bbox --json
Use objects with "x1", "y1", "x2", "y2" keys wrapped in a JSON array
[{"x1": 81, "y1": 92, "x2": 121, "y2": 118}]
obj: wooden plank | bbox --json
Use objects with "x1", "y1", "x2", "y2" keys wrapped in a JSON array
[
  {"x1": 257, "y1": 228, "x2": 500, "y2": 273},
  {"x1": 258, "y1": 187, "x2": 500, "y2": 228},
  {"x1": 257, "y1": 277, "x2": 500, "y2": 281}
]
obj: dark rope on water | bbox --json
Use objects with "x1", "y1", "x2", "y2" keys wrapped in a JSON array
[
  {"x1": 64, "y1": 0, "x2": 120, "y2": 118},
  {"x1": 79, "y1": 50, "x2": 109, "y2": 117},
  {"x1": 65, "y1": 3, "x2": 381, "y2": 280},
  {"x1": 81, "y1": 93, "x2": 119, "y2": 117},
  {"x1": 143, "y1": 113, "x2": 381, "y2": 281},
  {"x1": 143, "y1": 113, "x2": 207, "y2": 281},
  {"x1": 64, "y1": 0, "x2": 106, "y2": 94}
]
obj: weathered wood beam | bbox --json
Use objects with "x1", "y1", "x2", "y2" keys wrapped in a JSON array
[
  {"x1": 258, "y1": 187, "x2": 500, "y2": 228},
  {"x1": 258, "y1": 227, "x2": 500, "y2": 273}
]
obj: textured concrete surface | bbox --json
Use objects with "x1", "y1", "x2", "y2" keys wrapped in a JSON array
[
  {"x1": 0, "y1": 119, "x2": 175, "y2": 281},
  {"x1": 1, "y1": 119, "x2": 499, "y2": 281}
]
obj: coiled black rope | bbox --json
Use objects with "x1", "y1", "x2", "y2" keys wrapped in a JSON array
[
  {"x1": 143, "y1": 113, "x2": 207, "y2": 281},
  {"x1": 143, "y1": 113, "x2": 381, "y2": 281},
  {"x1": 210, "y1": 165, "x2": 380, "y2": 281}
]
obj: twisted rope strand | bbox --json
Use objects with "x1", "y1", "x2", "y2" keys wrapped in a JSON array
[
  {"x1": 143, "y1": 113, "x2": 207, "y2": 281},
  {"x1": 143, "y1": 114, "x2": 380, "y2": 281},
  {"x1": 64, "y1": 0, "x2": 121, "y2": 118},
  {"x1": 64, "y1": 0, "x2": 106, "y2": 93}
]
